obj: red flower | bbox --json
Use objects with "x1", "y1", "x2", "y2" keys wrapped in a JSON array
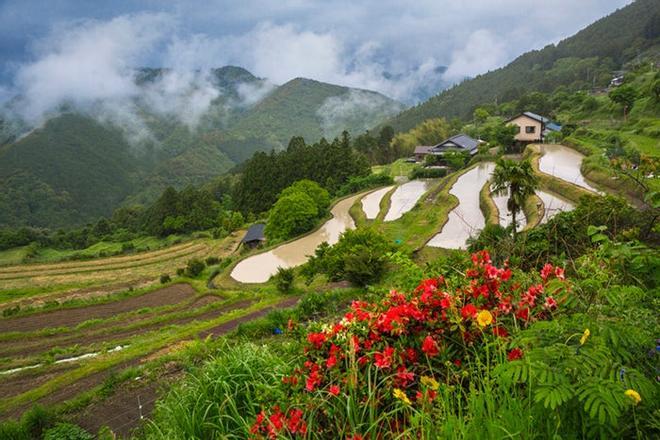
[
  {"x1": 287, "y1": 408, "x2": 307, "y2": 434},
  {"x1": 544, "y1": 296, "x2": 557, "y2": 310},
  {"x1": 374, "y1": 346, "x2": 395, "y2": 369},
  {"x1": 492, "y1": 326, "x2": 509, "y2": 338},
  {"x1": 540, "y1": 263, "x2": 553, "y2": 280},
  {"x1": 307, "y1": 332, "x2": 326, "y2": 349},
  {"x1": 555, "y1": 267, "x2": 565, "y2": 280},
  {"x1": 461, "y1": 304, "x2": 478, "y2": 320},
  {"x1": 507, "y1": 348, "x2": 524, "y2": 361},
  {"x1": 396, "y1": 366, "x2": 414, "y2": 386},
  {"x1": 421, "y1": 335, "x2": 439, "y2": 357},
  {"x1": 329, "y1": 384, "x2": 340, "y2": 396},
  {"x1": 453, "y1": 359, "x2": 462, "y2": 367},
  {"x1": 515, "y1": 307, "x2": 529, "y2": 321},
  {"x1": 326, "y1": 354, "x2": 337, "y2": 369}
]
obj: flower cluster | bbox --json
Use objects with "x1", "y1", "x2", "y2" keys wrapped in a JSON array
[
  {"x1": 250, "y1": 406, "x2": 307, "y2": 439},
  {"x1": 250, "y1": 251, "x2": 568, "y2": 438}
]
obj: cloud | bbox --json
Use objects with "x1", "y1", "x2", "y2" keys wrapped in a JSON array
[
  {"x1": 443, "y1": 30, "x2": 507, "y2": 81},
  {"x1": 317, "y1": 89, "x2": 404, "y2": 137}
]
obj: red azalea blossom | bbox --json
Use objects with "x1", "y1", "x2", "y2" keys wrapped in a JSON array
[
  {"x1": 461, "y1": 304, "x2": 478, "y2": 320},
  {"x1": 421, "y1": 335, "x2": 440, "y2": 356},
  {"x1": 250, "y1": 252, "x2": 569, "y2": 437},
  {"x1": 508, "y1": 348, "x2": 524, "y2": 361},
  {"x1": 374, "y1": 346, "x2": 395, "y2": 369}
]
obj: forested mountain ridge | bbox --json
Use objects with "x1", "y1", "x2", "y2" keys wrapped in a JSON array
[
  {"x1": 384, "y1": 0, "x2": 660, "y2": 132},
  {"x1": 0, "y1": 67, "x2": 402, "y2": 229}
]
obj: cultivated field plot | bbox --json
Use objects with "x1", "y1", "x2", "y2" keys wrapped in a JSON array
[
  {"x1": 0, "y1": 276, "x2": 298, "y2": 421},
  {"x1": 0, "y1": 232, "x2": 243, "y2": 307}
]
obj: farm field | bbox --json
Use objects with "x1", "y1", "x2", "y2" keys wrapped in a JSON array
[{"x1": 0, "y1": 232, "x2": 243, "y2": 307}]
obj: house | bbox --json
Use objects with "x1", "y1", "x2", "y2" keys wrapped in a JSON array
[
  {"x1": 241, "y1": 223, "x2": 266, "y2": 249},
  {"x1": 506, "y1": 112, "x2": 561, "y2": 144},
  {"x1": 413, "y1": 134, "x2": 480, "y2": 162}
]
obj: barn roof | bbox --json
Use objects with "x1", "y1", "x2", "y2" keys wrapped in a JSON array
[{"x1": 242, "y1": 223, "x2": 266, "y2": 243}]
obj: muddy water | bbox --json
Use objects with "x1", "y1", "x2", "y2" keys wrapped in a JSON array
[
  {"x1": 492, "y1": 188, "x2": 527, "y2": 229},
  {"x1": 361, "y1": 186, "x2": 395, "y2": 219},
  {"x1": 383, "y1": 180, "x2": 433, "y2": 221},
  {"x1": 538, "y1": 144, "x2": 599, "y2": 193},
  {"x1": 537, "y1": 190, "x2": 574, "y2": 224},
  {"x1": 230, "y1": 194, "x2": 363, "y2": 283},
  {"x1": 427, "y1": 163, "x2": 495, "y2": 249}
]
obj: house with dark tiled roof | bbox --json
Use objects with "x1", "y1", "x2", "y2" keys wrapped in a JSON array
[
  {"x1": 413, "y1": 134, "x2": 480, "y2": 162},
  {"x1": 506, "y1": 112, "x2": 562, "y2": 143}
]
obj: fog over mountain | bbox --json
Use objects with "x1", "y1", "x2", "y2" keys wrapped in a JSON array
[{"x1": 0, "y1": 0, "x2": 631, "y2": 108}]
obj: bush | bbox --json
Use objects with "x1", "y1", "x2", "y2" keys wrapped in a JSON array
[
  {"x1": 176, "y1": 267, "x2": 185, "y2": 276},
  {"x1": 338, "y1": 173, "x2": 394, "y2": 195},
  {"x1": 305, "y1": 229, "x2": 393, "y2": 286},
  {"x1": 409, "y1": 167, "x2": 448, "y2": 179},
  {"x1": 205, "y1": 256, "x2": 220, "y2": 266},
  {"x1": 120, "y1": 242, "x2": 135, "y2": 253},
  {"x1": 185, "y1": 258, "x2": 205, "y2": 278},
  {"x1": 0, "y1": 420, "x2": 28, "y2": 440},
  {"x1": 21, "y1": 405, "x2": 55, "y2": 439},
  {"x1": 273, "y1": 267, "x2": 295, "y2": 293},
  {"x1": 265, "y1": 192, "x2": 319, "y2": 241},
  {"x1": 43, "y1": 423, "x2": 93, "y2": 440},
  {"x1": 160, "y1": 274, "x2": 171, "y2": 284}
]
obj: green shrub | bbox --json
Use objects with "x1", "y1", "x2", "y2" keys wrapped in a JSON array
[
  {"x1": 205, "y1": 256, "x2": 220, "y2": 266},
  {"x1": 409, "y1": 167, "x2": 448, "y2": 179},
  {"x1": 305, "y1": 228, "x2": 393, "y2": 286},
  {"x1": 0, "y1": 420, "x2": 28, "y2": 440},
  {"x1": 185, "y1": 258, "x2": 205, "y2": 278},
  {"x1": 159, "y1": 274, "x2": 171, "y2": 284},
  {"x1": 43, "y1": 423, "x2": 93, "y2": 440},
  {"x1": 20, "y1": 405, "x2": 55, "y2": 439},
  {"x1": 338, "y1": 173, "x2": 394, "y2": 195},
  {"x1": 175, "y1": 267, "x2": 185, "y2": 276},
  {"x1": 273, "y1": 267, "x2": 295, "y2": 293},
  {"x1": 265, "y1": 191, "x2": 319, "y2": 241}
]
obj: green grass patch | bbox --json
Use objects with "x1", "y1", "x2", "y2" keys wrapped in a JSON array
[{"x1": 479, "y1": 179, "x2": 499, "y2": 226}]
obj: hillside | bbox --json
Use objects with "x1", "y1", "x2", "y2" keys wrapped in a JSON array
[
  {"x1": 0, "y1": 68, "x2": 403, "y2": 228},
  {"x1": 384, "y1": 0, "x2": 660, "y2": 131}
]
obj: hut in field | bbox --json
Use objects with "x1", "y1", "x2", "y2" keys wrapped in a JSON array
[{"x1": 241, "y1": 223, "x2": 266, "y2": 249}]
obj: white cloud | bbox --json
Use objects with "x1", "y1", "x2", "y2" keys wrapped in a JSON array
[{"x1": 443, "y1": 30, "x2": 507, "y2": 81}]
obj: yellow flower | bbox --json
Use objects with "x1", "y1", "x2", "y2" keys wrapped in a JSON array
[
  {"x1": 580, "y1": 328, "x2": 590, "y2": 345},
  {"x1": 625, "y1": 389, "x2": 641, "y2": 405},
  {"x1": 393, "y1": 388, "x2": 411, "y2": 405},
  {"x1": 476, "y1": 310, "x2": 493, "y2": 327},
  {"x1": 420, "y1": 375, "x2": 439, "y2": 391}
]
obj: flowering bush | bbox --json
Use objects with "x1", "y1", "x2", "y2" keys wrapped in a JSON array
[{"x1": 249, "y1": 251, "x2": 569, "y2": 438}]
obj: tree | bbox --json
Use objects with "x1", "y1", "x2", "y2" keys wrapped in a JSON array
[
  {"x1": 492, "y1": 123, "x2": 518, "y2": 151},
  {"x1": 279, "y1": 180, "x2": 330, "y2": 213},
  {"x1": 491, "y1": 159, "x2": 538, "y2": 238},
  {"x1": 609, "y1": 84, "x2": 637, "y2": 119},
  {"x1": 265, "y1": 192, "x2": 319, "y2": 241}
]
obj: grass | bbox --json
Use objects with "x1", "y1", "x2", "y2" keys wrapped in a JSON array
[
  {"x1": 372, "y1": 159, "x2": 417, "y2": 178},
  {"x1": 479, "y1": 179, "x2": 500, "y2": 226},
  {"x1": 523, "y1": 193, "x2": 543, "y2": 230}
]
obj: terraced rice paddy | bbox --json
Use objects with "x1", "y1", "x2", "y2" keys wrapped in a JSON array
[
  {"x1": 230, "y1": 193, "x2": 363, "y2": 283},
  {"x1": 361, "y1": 186, "x2": 395, "y2": 219},
  {"x1": 538, "y1": 144, "x2": 600, "y2": 193},
  {"x1": 383, "y1": 180, "x2": 434, "y2": 221}
]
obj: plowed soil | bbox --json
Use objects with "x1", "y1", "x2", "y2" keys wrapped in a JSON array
[{"x1": 0, "y1": 284, "x2": 195, "y2": 333}]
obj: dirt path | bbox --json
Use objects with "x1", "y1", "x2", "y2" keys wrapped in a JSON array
[{"x1": 0, "y1": 284, "x2": 195, "y2": 333}]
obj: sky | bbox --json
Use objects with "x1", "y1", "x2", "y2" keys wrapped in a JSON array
[{"x1": 0, "y1": 0, "x2": 632, "y2": 113}]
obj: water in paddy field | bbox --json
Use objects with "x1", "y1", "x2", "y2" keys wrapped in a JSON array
[
  {"x1": 230, "y1": 193, "x2": 362, "y2": 283},
  {"x1": 537, "y1": 190, "x2": 574, "y2": 223},
  {"x1": 383, "y1": 180, "x2": 434, "y2": 221},
  {"x1": 538, "y1": 144, "x2": 600, "y2": 193},
  {"x1": 427, "y1": 162, "x2": 495, "y2": 249},
  {"x1": 361, "y1": 186, "x2": 395, "y2": 219},
  {"x1": 492, "y1": 187, "x2": 527, "y2": 229}
]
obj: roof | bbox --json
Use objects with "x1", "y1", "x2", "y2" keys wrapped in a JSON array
[
  {"x1": 433, "y1": 134, "x2": 479, "y2": 153},
  {"x1": 414, "y1": 145, "x2": 434, "y2": 155},
  {"x1": 507, "y1": 112, "x2": 561, "y2": 132},
  {"x1": 242, "y1": 223, "x2": 266, "y2": 243}
]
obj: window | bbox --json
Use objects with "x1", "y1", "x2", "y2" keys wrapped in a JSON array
[{"x1": 525, "y1": 126, "x2": 536, "y2": 134}]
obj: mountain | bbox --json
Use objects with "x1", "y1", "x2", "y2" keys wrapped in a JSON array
[
  {"x1": 384, "y1": 0, "x2": 660, "y2": 132},
  {"x1": 0, "y1": 67, "x2": 403, "y2": 228}
]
